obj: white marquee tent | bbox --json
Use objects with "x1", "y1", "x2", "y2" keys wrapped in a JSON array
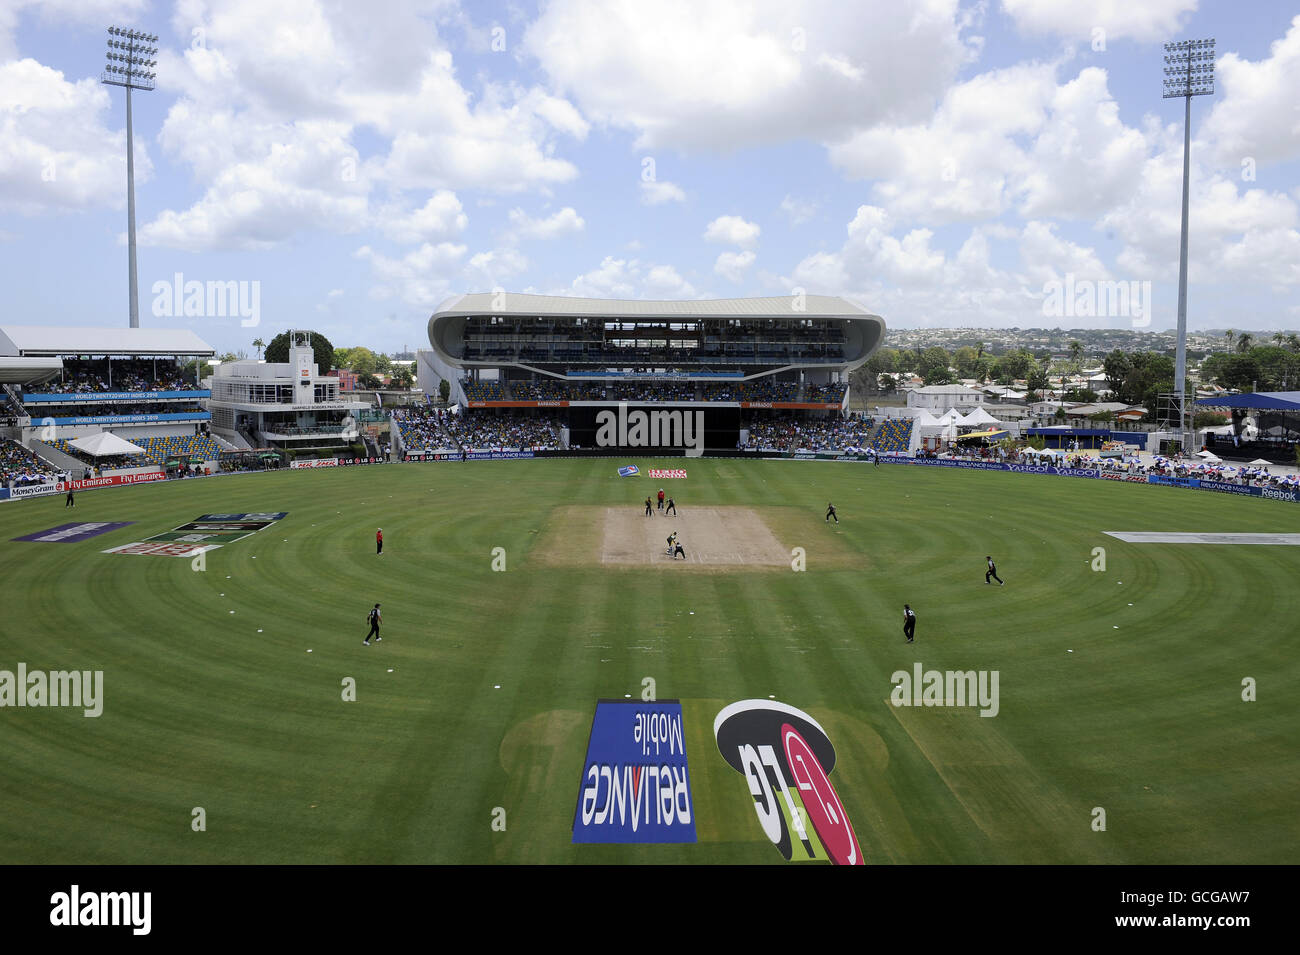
[{"x1": 68, "y1": 432, "x2": 147, "y2": 458}]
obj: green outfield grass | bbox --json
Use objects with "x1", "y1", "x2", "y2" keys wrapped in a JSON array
[{"x1": 0, "y1": 459, "x2": 1296, "y2": 864}]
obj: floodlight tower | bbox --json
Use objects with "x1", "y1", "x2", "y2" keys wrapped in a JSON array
[
  {"x1": 1163, "y1": 37, "x2": 1215, "y2": 450},
  {"x1": 103, "y1": 26, "x2": 158, "y2": 328}
]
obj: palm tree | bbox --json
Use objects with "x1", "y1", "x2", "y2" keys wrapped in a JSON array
[
  {"x1": 1223, "y1": 329, "x2": 1235, "y2": 352},
  {"x1": 1273, "y1": 332, "x2": 1287, "y2": 347},
  {"x1": 1288, "y1": 334, "x2": 1300, "y2": 353},
  {"x1": 1236, "y1": 332, "x2": 1254, "y2": 354},
  {"x1": 252, "y1": 337, "x2": 266, "y2": 359},
  {"x1": 1068, "y1": 339, "x2": 1083, "y2": 373}
]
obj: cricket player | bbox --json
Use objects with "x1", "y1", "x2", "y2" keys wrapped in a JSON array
[
  {"x1": 826, "y1": 503, "x2": 838, "y2": 524},
  {"x1": 364, "y1": 603, "x2": 382, "y2": 645},
  {"x1": 985, "y1": 556, "x2": 1004, "y2": 585},
  {"x1": 903, "y1": 605, "x2": 916, "y2": 643},
  {"x1": 376, "y1": 527, "x2": 383, "y2": 554},
  {"x1": 645, "y1": 496, "x2": 654, "y2": 517},
  {"x1": 666, "y1": 531, "x2": 678, "y2": 556},
  {"x1": 657, "y1": 488, "x2": 665, "y2": 511},
  {"x1": 673, "y1": 539, "x2": 686, "y2": 560},
  {"x1": 665, "y1": 497, "x2": 677, "y2": 516}
]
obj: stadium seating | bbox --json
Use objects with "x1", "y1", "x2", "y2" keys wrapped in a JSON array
[
  {"x1": 462, "y1": 379, "x2": 507, "y2": 401},
  {"x1": 131, "y1": 434, "x2": 221, "y2": 465},
  {"x1": 870, "y1": 419, "x2": 914, "y2": 454}
]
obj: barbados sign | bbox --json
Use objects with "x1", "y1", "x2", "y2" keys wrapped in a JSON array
[
  {"x1": 573, "y1": 699, "x2": 696, "y2": 844},
  {"x1": 714, "y1": 699, "x2": 864, "y2": 864}
]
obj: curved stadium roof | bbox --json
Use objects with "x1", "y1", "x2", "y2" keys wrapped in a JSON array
[{"x1": 427, "y1": 292, "x2": 886, "y2": 370}]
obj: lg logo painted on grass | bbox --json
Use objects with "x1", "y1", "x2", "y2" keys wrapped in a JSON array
[{"x1": 714, "y1": 700, "x2": 863, "y2": 865}]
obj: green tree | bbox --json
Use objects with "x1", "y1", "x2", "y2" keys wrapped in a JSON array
[
  {"x1": 358, "y1": 373, "x2": 381, "y2": 389},
  {"x1": 953, "y1": 345, "x2": 979, "y2": 378},
  {"x1": 918, "y1": 346, "x2": 952, "y2": 383},
  {"x1": 1026, "y1": 365, "x2": 1050, "y2": 394},
  {"x1": 998, "y1": 349, "x2": 1033, "y2": 382},
  {"x1": 1214, "y1": 354, "x2": 1261, "y2": 392},
  {"x1": 374, "y1": 352, "x2": 393, "y2": 375},
  {"x1": 438, "y1": 379, "x2": 451, "y2": 402},
  {"x1": 1103, "y1": 349, "x2": 1132, "y2": 398},
  {"x1": 390, "y1": 367, "x2": 413, "y2": 389},
  {"x1": 1235, "y1": 332, "x2": 1255, "y2": 353},
  {"x1": 1068, "y1": 339, "x2": 1083, "y2": 372},
  {"x1": 346, "y1": 347, "x2": 378, "y2": 377},
  {"x1": 1253, "y1": 345, "x2": 1300, "y2": 390},
  {"x1": 264, "y1": 331, "x2": 336, "y2": 372}
]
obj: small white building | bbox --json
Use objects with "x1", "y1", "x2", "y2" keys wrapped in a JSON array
[
  {"x1": 906, "y1": 384, "x2": 984, "y2": 412},
  {"x1": 206, "y1": 330, "x2": 370, "y2": 452}
]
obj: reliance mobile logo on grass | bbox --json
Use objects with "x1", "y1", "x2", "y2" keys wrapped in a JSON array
[
  {"x1": 12, "y1": 522, "x2": 135, "y2": 543},
  {"x1": 573, "y1": 700, "x2": 697, "y2": 843},
  {"x1": 714, "y1": 699, "x2": 863, "y2": 865}
]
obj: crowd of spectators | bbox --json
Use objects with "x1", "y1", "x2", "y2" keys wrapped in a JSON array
[
  {"x1": 805, "y1": 382, "x2": 846, "y2": 402},
  {"x1": 742, "y1": 415, "x2": 876, "y2": 452},
  {"x1": 1, "y1": 438, "x2": 66, "y2": 487},
  {"x1": 391, "y1": 406, "x2": 458, "y2": 451},
  {"x1": 445, "y1": 413, "x2": 564, "y2": 451},
  {"x1": 34, "y1": 360, "x2": 194, "y2": 395}
]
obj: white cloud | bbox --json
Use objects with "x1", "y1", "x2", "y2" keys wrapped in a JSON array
[
  {"x1": 704, "y1": 214, "x2": 760, "y2": 248},
  {"x1": 643, "y1": 264, "x2": 697, "y2": 298},
  {"x1": 830, "y1": 63, "x2": 1149, "y2": 224},
  {"x1": 640, "y1": 179, "x2": 686, "y2": 204},
  {"x1": 523, "y1": 0, "x2": 976, "y2": 150},
  {"x1": 779, "y1": 195, "x2": 818, "y2": 225},
  {"x1": 0, "y1": 0, "x2": 146, "y2": 62},
  {"x1": 140, "y1": 119, "x2": 366, "y2": 251},
  {"x1": 468, "y1": 247, "x2": 529, "y2": 282},
  {"x1": 0, "y1": 59, "x2": 151, "y2": 215},
  {"x1": 355, "y1": 240, "x2": 466, "y2": 306},
  {"x1": 1001, "y1": 0, "x2": 1195, "y2": 43},
  {"x1": 567, "y1": 255, "x2": 696, "y2": 298},
  {"x1": 506, "y1": 206, "x2": 585, "y2": 240},
  {"x1": 379, "y1": 190, "x2": 468, "y2": 244},
  {"x1": 714, "y1": 250, "x2": 756, "y2": 282},
  {"x1": 1203, "y1": 16, "x2": 1300, "y2": 168},
  {"x1": 134, "y1": 0, "x2": 586, "y2": 249}
]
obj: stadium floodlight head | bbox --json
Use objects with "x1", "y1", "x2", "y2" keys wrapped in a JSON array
[
  {"x1": 1163, "y1": 37, "x2": 1215, "y2": 98},
  {"x1": 102, "y1": 26, "x2": 158, "y2": 91},
  {"x1": 1162, "y1": 37, "x2": 1215, "y2": 452},
  {"x1": 102, "y1": 26, "x2": 159, "y2": 329}
]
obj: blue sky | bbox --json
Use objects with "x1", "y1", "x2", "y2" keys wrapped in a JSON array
[{"x1": 2, "y1": 0, "x2": 1298, "y2": 354}]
